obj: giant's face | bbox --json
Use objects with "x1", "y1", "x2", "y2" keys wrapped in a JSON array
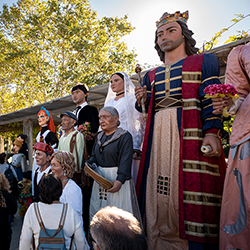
[
  {"x1": 156, "y1": 21, "x2": 184, "y2": 53},
  {"x1": 35, "y1": 150, "x2": 50, "y2": 167},
  {"x1": 99, "y1": 110, "x2": 118, "y2": 132},
  {"x1": 13, "y1": 145, "x2": 21, "y2": 154},
  {"x1": 61, "y1": 115, "x2": 75, "y2": 131},
  {"x1": 51, "y1": 158, "x2": 65, "y2": 180},
  {"x1": 38, "y1": 111, "x2": 49, "y2": 126},
  {"x1": 110, "y1": 74, "x2": 124, "y2": 94},
  {"x1": 72, "y1": 88, "x2": 86, "y2": 105}
]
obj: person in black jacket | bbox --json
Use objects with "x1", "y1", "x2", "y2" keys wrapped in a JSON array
[
  {"x1": 71, "y1": 83, "x2": 99, "y2": 158},
  {"x1": 0, "y1": 172, "x2": 17, "y2": 250}
]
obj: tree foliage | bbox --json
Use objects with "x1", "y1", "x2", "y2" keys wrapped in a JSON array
[
  {"x1": 201, "y1": 14, "x2": 250, "y2": 51},
  {"x1": 0, "y1": 0, "x2": 137, "y2": 114}
]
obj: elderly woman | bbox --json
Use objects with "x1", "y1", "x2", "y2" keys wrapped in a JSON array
[
  {"x1": 104, "y1": 72, "x2": 144, "y2": 184},
  {"x1": 0, "y1": 172, "x2": 17, "y2": 250},
  {"x1": 19, "y1": 174, "x2": 89, "y2": 250},
  {"x1": 88, "y1": 106, "x2": 141, "y2": 224},
  {"x1": 50, "y1": 150, "x2": 83, "y2": 226}
]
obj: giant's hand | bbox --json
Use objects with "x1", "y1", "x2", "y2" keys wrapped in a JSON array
[
  {"x1": 135, "y1": 86, "x2": 147, "y2": 105},
  {"x1": 107, "y1": 180, "x2": 122, "y2": 193},
  {"x1": 202, "y1": 135, "x2": 221, "y2": 157},
  {"x1": 212, "y1": 96, "x2": 233, "y2": 114}
]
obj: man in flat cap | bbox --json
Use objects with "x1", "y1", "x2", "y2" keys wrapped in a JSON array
[
  {"x1": 71, "y1": 83, "x2": 99, "y2": 158},
  {"x1": 32, "y1": 142, "x2": 54, "y2": 202},
  {"x1": 58, "y1": 111, "x2": 85, "y2": 173},
  {"x1": 135, "y1": 10, "x2": 226, "y2": 249}
]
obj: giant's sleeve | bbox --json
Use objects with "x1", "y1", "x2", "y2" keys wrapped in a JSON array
[
  {"x1": 61, "y1": 183, "x2": 83, "y2": 227},
  {"x1": 199, "y1": 53, "x2": 224, "y2": 133},
  {"x1": 47, "y1": 131, "x2": 59, "y2": 149},
  {"x1": 76, "y1": 132, "x2": 84, "y2": 166},
  {"x1": 135, "y1": 71, "x2": 152, "y2": 113},
  {"x1": 226, "y1": 44, "x2": 250, "y2": 98},
  {"x1": 87, "y1": 138, "x2": 97, "y2": 165},
  {"x1": 89, "y1": 106, "x2": 99, "y2": 133},
  {"x1": 10, "y1": 165, "x2": 18, "y2": 179},
  {"x1": 116, "y1": 133, "x2": 133, "y2": 184}
]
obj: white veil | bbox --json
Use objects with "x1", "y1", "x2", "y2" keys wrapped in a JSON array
[{"x1": 104, "y1": 71, "x2": 144, "y2": 150}]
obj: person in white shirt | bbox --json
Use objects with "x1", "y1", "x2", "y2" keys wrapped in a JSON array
[
  {"x1": 20, "y1": 174, "x2": 89, "y2": 250},
  {"x1": 50, "y1": 150, "x2": 83, "y2": 227},
  {"x1": 32, "y1": 142, "x2": 54, "y2": 202}
]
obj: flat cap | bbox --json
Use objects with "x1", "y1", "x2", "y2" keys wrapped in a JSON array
[{"x1": 60, "y1": 111, "x2": 78, "y2": 122}]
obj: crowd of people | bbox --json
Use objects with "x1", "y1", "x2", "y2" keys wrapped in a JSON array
[{"x1": 0, "y1": 9, "x2": 249, "y2": 250}]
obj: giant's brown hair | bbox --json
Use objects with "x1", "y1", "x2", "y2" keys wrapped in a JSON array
[{"x1": 154, "y1": 20, "x2": 199, "y2": 63}]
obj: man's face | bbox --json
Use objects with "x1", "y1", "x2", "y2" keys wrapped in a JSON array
[
  {"x1": 61, "y1": 115, "x2": 75, "y2": 132},
  {"x1": 35, "y1": 150, "x2": 50, "y2": 167},
  {"x1": 156, "y1": 21, "x2": 184, "y2": 53},
  {"x1": 72, "y1": 89, "x2": 86, "y2": 106}
]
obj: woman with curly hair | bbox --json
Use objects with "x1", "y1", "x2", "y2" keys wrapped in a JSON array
[
  {"x1": 50, "y1": 150, "x2": 83, "y2": 227},
  {"x1": 0, "y1": 172, "x2": 17, "y2": 250}
]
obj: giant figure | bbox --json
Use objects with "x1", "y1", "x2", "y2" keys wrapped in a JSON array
[
  {"x1": 135, "y1": 11, "x2": 227, "y2": 250},
  {"x1": 212, "y1": 42, "x2": 250, "y2": 250}
]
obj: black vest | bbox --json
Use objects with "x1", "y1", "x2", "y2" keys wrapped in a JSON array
[{"x1": 33, "y1": 167, "x2": 51, "y2": 202}]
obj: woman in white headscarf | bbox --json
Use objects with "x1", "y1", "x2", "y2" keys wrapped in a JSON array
[{"x1": 104, "y1": 72, "x2": 144, "y2": 184}]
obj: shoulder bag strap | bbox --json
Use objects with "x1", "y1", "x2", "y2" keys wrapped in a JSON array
[
  {"x1": 35, "y1": 203, "x2": 68, "y2": 238},
  {"x1": 34, "y1": 203, "x2": 45, "y2": 231},
  {"x1": 58, "y1": 203, "x2": 68, "y2": 228},
  {"x1": 51, "y1": 203, "x2": 68, "y2": 237}
]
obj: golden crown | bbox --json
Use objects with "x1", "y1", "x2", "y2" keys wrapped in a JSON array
[{"x1": 156, "y1": 11, "x2": 189, "y2": 28}]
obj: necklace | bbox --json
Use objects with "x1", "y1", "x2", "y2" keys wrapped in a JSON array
[
  {"x1": 116, "y1": 91, "x2": 124, "y2": 96},
  {"x1": 62, "y1": 179, "x2": 69, "y2": 183}
]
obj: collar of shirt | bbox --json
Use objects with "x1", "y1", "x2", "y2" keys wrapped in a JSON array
[
  {"x1": 74, "y1": 101, "x2": 88, "y2": 130},
  {"x1": 36, "y1": 165, "x2": 52, "y2": 184},
  {"x1": 76, "y1": 101, "x2": 88, "y2": 113}
]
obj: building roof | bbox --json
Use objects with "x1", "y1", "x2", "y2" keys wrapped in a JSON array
[{"x1": 0, "y1": 37, "x2": 249, "y2": 131}]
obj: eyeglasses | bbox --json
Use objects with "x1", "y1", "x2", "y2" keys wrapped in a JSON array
[{"x1": 89, "y1": 232, "x2": 97, "y2": 244}]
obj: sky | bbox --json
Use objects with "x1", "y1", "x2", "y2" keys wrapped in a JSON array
[{"x1": 0, "y1": 0, "x2": 249, "y2": 66}]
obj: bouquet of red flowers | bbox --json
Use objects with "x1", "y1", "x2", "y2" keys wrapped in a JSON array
[
  {"x1": 78, "y1": 122, "x2": 92, "y2": 139},
  {"x1": 204, "y1": 84, "x2": 238, "y2": 117}
]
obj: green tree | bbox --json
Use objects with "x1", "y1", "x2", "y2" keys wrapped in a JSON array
[
  {"x1": 201, "y1": 14, "x2": 249, "y2": 51},
  {"x1": 0, "y1": 0, "x2": 137, "y2": 114}
]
